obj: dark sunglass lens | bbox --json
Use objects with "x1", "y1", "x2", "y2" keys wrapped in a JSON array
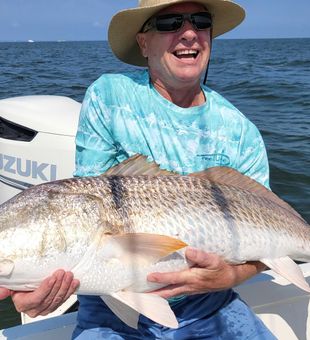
[
  {"x1": 156, "y1": 14, "x2": 183, "y2": 31},
  {"x1": 192, "y1": 13, "x2": 212, "y2": 29}
]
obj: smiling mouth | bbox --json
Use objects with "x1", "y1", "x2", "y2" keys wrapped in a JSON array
[{"x1": 173, "y1": 49, "x2": 199, "y2": 59}]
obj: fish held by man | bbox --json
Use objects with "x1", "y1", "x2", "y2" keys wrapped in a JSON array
[{"x1": 0, "y1": 155, "x2": 309, "y2": 329}]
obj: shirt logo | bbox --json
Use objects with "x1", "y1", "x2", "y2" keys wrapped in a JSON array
[{"x1": 197, "y1": 154, "x2": 230, "y2": 166}]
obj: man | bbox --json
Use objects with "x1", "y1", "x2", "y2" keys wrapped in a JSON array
[{"x1": 0, "y1": 0, "x2": 276, "y2": 338}]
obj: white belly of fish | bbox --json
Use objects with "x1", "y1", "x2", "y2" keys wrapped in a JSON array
[{"x1": 0, "y1": 237, "x2": 188, "y2": 295}]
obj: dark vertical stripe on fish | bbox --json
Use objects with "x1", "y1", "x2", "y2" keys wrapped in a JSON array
[
  {"x1": 209, "y1": 183, "x2": 241, "y2": 257},
  {"x1": 107, "y1": 176, "x2": 126, "y2": 211}
]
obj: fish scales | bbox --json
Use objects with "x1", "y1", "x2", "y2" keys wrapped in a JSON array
[
  {"x1": 1, "y1": 175, "x2": 309, "y2": 263},
  {"x1": 51, "y1": 176, "x2": 310, "y2": 254}
]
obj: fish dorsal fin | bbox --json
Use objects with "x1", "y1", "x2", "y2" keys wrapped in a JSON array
[
  {"x1": 190, "y1": 166, "x2": 304, "y2": 221},
  {"x1": 102, "y1": 154, "x2": 176, "y2": 176}
]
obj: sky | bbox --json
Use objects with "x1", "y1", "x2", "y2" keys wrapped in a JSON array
[{"x1": 0, "y1": 0, "x2": 309, "y2": 42}]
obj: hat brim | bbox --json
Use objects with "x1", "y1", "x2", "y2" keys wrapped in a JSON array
[{"x1": 108, "y1": 0, "x2": 245, "y2": 67}]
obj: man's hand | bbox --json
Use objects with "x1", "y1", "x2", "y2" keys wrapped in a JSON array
[
  {"x1": 147, "y1": 248, "x2": 266, "y2": 299},
  {"x1": 0, "y1": 288, "x2": 11, "y2": 300},
  {"x1": 0, "y1": 270, "x2": 79, "y2": 318}
]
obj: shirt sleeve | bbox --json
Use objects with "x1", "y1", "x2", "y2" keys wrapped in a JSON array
[
  {"x1": 236, "y1": 122, "x2": 270, "y2": 189},
  {"x1": 74, "y1": 84, "x2": 118, "y2": 177}
]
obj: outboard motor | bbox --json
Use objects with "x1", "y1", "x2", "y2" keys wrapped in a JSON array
[{"x1": 0, "y1": 95, "x2": 81, "y2": 204}]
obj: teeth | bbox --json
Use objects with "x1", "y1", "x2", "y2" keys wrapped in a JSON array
[{"x1": 175, "y1": 49, "x2": 198, "y2": 56}]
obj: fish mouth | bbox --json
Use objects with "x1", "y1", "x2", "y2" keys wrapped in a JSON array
[{"x1": 173, "y1": 49, "x2": 200, "y2": 60}]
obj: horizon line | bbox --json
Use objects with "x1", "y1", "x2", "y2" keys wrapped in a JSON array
[{"x1": 0, "y1": 36, "x2": 310, "y2": 43}]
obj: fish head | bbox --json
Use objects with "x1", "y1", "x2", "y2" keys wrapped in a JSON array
[
  {"x1": 0, "y1": 181, "x2": 103, "y2": 262},
  {"x1": 0, "y1": 186, "x2": 60, "y2": 261}
]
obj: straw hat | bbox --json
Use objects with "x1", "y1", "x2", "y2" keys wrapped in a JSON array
[{"x1": 108, "y1": 0, "x2": 245, "y2": 67}]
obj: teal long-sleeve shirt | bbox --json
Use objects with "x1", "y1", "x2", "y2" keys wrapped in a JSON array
[{"x1": 75, "y1": 70, "x2": 270, "y2": 188}]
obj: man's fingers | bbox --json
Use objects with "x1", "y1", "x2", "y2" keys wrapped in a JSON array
[
  {"x1": 0, "y1": 288, "x2": 11, "y2": 300},
  {"x1": 39, "y1": 272, "x2": 79, "y2": 316},
  {"x1": 28, "y1": 271, "x2": 77, "y2": 317},
  {"x1": 147, "y1": 249, "x2": 223, "y2": 285},
  {"x1": 146, "y1": 249, "x2": 230, "y2": 299},
  {"x1": 37, "y1": 270, "x2": 69, "y2": 313},
  {"x1": 149, "y1": 284, "x2": 188, "y2": 299},
  {"x1": 38, "y1": 273, "x2": 79, "y2": 315},
  {"x1": 12, "y1": 270, "x2": 78, "y2": 318},
  {"x1": 12, "y1": 273, "x2": 59, "y2": 312},
  {"x1": 185, "y1": 248, "x2": 222, "y2": 270},
  {"x1": 62, "y1": 278, "x2": 80, "y2": 302},
  {"x1": 148, "y1": 268, "x2": 191, "y2": 285}
]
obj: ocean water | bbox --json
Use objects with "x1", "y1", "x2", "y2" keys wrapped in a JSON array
[{"x1": 0, "y1": 38, "x2": 309, "y2": 329}]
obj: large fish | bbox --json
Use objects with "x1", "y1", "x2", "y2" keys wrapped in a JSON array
[{"x1": 0, "y1": 155, "x2": 309, "y2": 329}]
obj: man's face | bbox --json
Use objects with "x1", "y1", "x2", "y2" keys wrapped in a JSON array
[{"x1": 136, "y1": 2, "x2": 211, "y2": 89}]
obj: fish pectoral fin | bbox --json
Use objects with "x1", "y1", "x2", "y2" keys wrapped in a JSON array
[
  {"x1": 104, "y1": 291, "x2": 178, "y2": 329},
  {"x1": 0, "y1": 258, "x2": 14, "y2": 276},
  {"x1": 111, "y1": 233, "x2": 187, "y2": 263},
  {"x1": 101, "y1": 294, "x2": 140, "y2": 329},
  {"x1": 261, "y1": 257, "x2": 310, "y2": 293}
]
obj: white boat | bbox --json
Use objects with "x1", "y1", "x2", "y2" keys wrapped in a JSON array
[
  {"x1": 0, "y1": 96, "x2": 309, "y2": 339},
  {"x1": 0, "y1": 95, "x2": 80, "y2": 203}
]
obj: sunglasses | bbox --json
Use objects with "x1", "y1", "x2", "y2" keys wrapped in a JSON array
[{"x1": 141, "y1": 12, "x2": 212, "y2": 33}]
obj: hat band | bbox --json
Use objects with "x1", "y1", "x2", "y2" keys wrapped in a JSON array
[{"x1": 139, "y1": 0, "x2": 177, "y2": 8}]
